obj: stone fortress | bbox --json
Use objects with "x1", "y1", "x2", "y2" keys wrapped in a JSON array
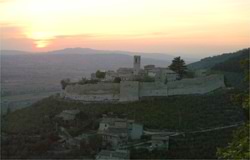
[{"x1": 63, "y1": 56, "x2": 225, "y2": 102}]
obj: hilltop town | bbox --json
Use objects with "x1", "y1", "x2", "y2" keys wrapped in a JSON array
[
  {"x1": 62, "y1": 55, "x2": 225, "y2": 102},
  {"x1": 2, "y1": 49, "x2": 248, "y2": 159},
  {"x1": 45, "y1": 56, "x2": 227, "y2": 159}
]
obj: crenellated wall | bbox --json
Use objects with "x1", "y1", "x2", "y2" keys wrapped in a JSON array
[{"x1": 63, "y1": 74, "x2": 225, "y2": 102}]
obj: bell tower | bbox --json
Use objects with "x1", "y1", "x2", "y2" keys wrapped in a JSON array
[{"x1": 133, "y1": 55, "x2": 141, "y2": 75}]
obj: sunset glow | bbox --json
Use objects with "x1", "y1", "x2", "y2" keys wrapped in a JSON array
[{"x1": 1, "y1": 0, "x2": 249, "y2": 57}]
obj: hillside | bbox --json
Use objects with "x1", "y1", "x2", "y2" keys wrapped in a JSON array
[
  {"x1": 210, "y1": 49, "x2": 249, "y2": 88},
  {"x1": 4, "y1": 91, "x2": 245, "y2": 133},
  {"x1": 188, "y1": 48, "x2": 249, "y2": 70},
  {"x1": 2, "y1": 91, "x2": 246, "y2": 159},
  {"x1": 211, "y1": 49, "x2": 249, "y2": 73},
  {"x1": 188, "y1": 48, "x2": 249, "y2": 88}
]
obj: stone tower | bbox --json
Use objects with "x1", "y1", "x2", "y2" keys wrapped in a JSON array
[{"x1": 133, "y1": 55, "x2": 141, "y2": 75}]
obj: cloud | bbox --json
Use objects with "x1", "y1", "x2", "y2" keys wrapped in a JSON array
[
  {"x1": 0, "y1": 0, "x2": 8, "y2": 3},
  {"x1": 55, "y1": 34, "x2": 97, "y2": 39},
  {"x1": 1, "y1": 24, "x2": 26, "y2": 38}
]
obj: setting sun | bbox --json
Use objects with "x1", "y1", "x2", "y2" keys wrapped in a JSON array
[
  {"x1": 1, "y1": 0, "x2": 249, "y2": 56},
  {"x1": 1, "y1": 1, "x2": 250, "y2": 159}
]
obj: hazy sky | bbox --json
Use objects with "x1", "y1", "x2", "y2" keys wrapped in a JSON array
[{"x1": 1, "y1": 0, "x2": 249, "y2": 58}]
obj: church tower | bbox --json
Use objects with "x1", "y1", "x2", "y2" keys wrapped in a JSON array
[{"x1": 133, "y1": 55, "x2": 141, "y2": 75}]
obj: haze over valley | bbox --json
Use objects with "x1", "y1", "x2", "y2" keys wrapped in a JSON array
[{"x1": 1, "y1": 48, "x2": 183, "y2": 113}]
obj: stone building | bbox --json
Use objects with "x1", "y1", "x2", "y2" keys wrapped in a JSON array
[
  {"x1": 105, "y1": 70, "x2": 118, "y2": 81},
  {"x1": 64, "y1": 55, "x2": 225, "y2": 102},
  {"x1": 56, "y1": 110, "x2": 80, "y2": 121},
  {"x1": 117, "y1": 68, "x2": 134, "y2": 81},
  {"x1": 144, "y1": 64, "x2": 155, "y2": 71},
  {"x1": 101, "y1": 128, "x2": 128, "y2": 148},
  {"x1": 133, "y1": 55, "x2": 141, "y2": 75},
  {"x1": 91, "y1": 73, "x2": 98, "y2": 80},
  {"x1": 96, "y1": 150, "x2": 130, "y2": 160},
  {"x1": 98, "y1": 117, "x2": 143, "y2": 148},
  {"x1": 150, "y1": 135, "x2": 169, "y2": 150}
]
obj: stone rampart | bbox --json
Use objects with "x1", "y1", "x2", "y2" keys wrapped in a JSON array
[
  {"x1": 139, "y1": 82, "x2": 168, "y2": 97},
  {"x1": 167, "y1": 74, "x2": 225, "y2": 95},
  {"x1": 64, "y1": 83, "x2": 120, "y2": 102},
  {"x1": 63, "y1": 74, "x2": 225, "y2": 102},
  {"x1": 119, "y1": 81, "x2": 139, "y2": 102}
]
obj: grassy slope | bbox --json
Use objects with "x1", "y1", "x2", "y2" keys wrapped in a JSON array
[{"x1": 3, "y1": 91, "x2": 245, "y2": 134}]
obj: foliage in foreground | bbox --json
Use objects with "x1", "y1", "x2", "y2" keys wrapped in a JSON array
[
  {"x1": 216, "y1": 58, "x2": 250, "y2": 159},
  {"x1": 217, "y1": 123, "x2": 250, "y2": 159}
]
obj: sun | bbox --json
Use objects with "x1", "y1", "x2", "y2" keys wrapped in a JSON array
[
  {"x1": 34, "y1": 40, "x2": 50, "y2": 48},
  {"x1": 25, "y1": 31, "x2": 55, "y2": 48}
]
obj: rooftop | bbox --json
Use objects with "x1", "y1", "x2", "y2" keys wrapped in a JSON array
[
  {"x1": 56, "y1": 109, "x2": 80, "y2": 121},
  {"x1": 96, "y1": 150, "x2": 130, "y2": 159}
]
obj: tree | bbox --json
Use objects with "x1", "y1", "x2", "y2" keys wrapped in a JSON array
[
  {"x1": 78, "y1": 77, "x2": 87, "y2": 85},
  {"x1": 169, "y1": 57, "x2": 187, "y2": 79},
  {"x1": 81, "y1": 135, "x2": 102, "y2": 155},
  {"x1": 217, "y1": 58, "x2": 250, "y2": 159},
  {"x1": 113, "y1": 77, "x2": 121, "y2": 83},
  {"x1": 6, "y1": 107, "x2": 11, "y2": 115},
  {"x1": 60, "y1": 78, "x2": 70, "y2": 90},
  {"x1": 96, "y1": 70, "x2": 106, "y2": 79}
]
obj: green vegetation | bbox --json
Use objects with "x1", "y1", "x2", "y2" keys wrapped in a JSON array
[
  {"x1": 3, "y1": 91, "x2": 245, "y2": 134},
  {"x1": 135, "y1": 75, "x2": 155, "y2": 82},
  {"x1": 96, "y1": 70, "x2": 106, "y2": 79},
  {"x1": 211, "y1": 50, "x2": 249, "y2": 73},
  {"x1": 2, "y1": 48, "x2": 249, "y2": 159},
  {"x1": 168, "y1": 127, "x2": 237, "y2": 159},
  {"x1": 189, "y1": 48, "x2": 249, "y2": 89},
  {"x1": 77, "y1": 78, "x2": 99, "y2": 85},
  {"x1": 188, "y1": 48, "x2": 249, "y2": 70},
  {"x1": 113, "y1": 77, "x2": 121, "y2": 83},
  {"x1": 169, "y1": 56, "x2": 187, "y2": 79},
  {"x1": 216, "y1": 58, "x2": 250, "y2": 159},
  {"x1": 3, "y1": 91, "x2": 246, "y2": 159},
  {"x1": 217, "y1": 124, "x2": 249, "y2": 159},
  {"x1": 60, "y1": 78, "x2": 70, "y2": 90}
]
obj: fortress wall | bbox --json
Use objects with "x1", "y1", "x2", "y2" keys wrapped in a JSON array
[
  {"x1": 64, "y1": 83, "x2": 120, "y2": 102},
  {"x1": 139, "y1": 82, "x2": 168, "y2": 97},
  {"x1": 64, "y1": 93, "x2": 119, "y2": 102},
  {"x1": 65, "y1": 83, "x2": 120, "y2": 95},
  {"x1": 119, "y1": 81, "x2": 139, "y2": 102},
  {"x1": 167, "y1": 74, "x2": 225, "y2": 95},
  {"x1": 63, "y1": 74, "x2": 225, "y2": 102}
]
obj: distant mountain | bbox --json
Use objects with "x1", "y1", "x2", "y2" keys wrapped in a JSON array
[
  {"x1": 0, "y1": 50, "x2": 33, "y2": 55},
  {"x1": 188, "y1": 48, "x2": 249, "y2": 70},
  {"x1": 1, "y1": 52, "x2": 171, "y2": 96},
  {"x1": 1, "y1": 52, "x2": 175, "y2": 112},
  {"x1": 1, "y1": 48, "x2": 197, "y2": 63}
]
